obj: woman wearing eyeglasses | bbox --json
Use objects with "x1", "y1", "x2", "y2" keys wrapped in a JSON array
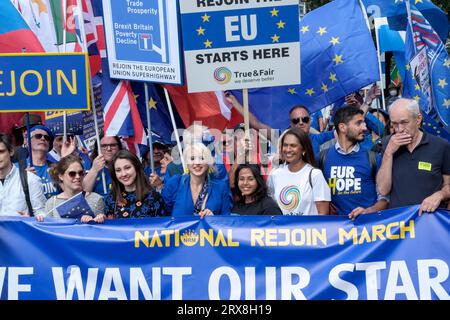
[
  {"x1": 38, "y1": 155, "x2": 105, "y2": 223},
  {"x1": 268, "y1": 128, "x2": 331, "y2": 216},
  {"x1": 83, "y1": 134, "x2": 123, "y2": 197},
  {"x1": 105, "y1": 150, "x2": 166, "y2": 218}
]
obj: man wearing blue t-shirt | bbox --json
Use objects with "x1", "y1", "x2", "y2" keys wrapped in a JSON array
[{"x1": 321, "y1": 106, "x2": 388, "y2": 219}]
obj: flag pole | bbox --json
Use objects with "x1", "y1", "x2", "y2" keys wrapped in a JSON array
[
  {"x1": 163, "y1": 87, "x2": 186, "y2": 172},
  {"x1": 21, "y1": 48, "x2": 33, "y2": 167},
  {"x1": 62, "y1": 0, "x2": 67, "y2": 52},
  {"x1": 75, "y1": 0, "x2": 106, "y2": 194},
  {"x1": 242, "y1": 88, "x2": 250, "y2": 163},
  {"x1": 373, "y1": 17, "x2": 387, "y2": 111},
  {"x1": 144, "y1": 83, "x2": 155, "y2": 174}
]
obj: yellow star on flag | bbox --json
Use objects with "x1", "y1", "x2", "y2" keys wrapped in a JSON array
[
  {"x1": 288, "y1": 88, "x2": 296, "y2": 94},
  {"x1": 148, "y1": 97, "x2": 157, "y2": 110},
  {"x1": 321, "y1": 83, "x2": 328, "y2": 92},
  {"x1": 444, "y1": 58, "x2": 450, "y2": 68},
  {"x1": 300, "y1": 26, "x2": 309, "y2": 34},
  {"x1": 333, "y1": 54, "x2": 343, "y2": 64},
  {"x1": 271, "y1": 34, "x2": 280, "y2": 43},
  {"x1": 415, "y1": 0, "x2": 423, "y2": 4},
  {"x1": 415, "y1": 84, "x2": 421, "y2": 90},
  {"x1": 317, "y1": 27, "x2": 327, "y2": 36},
  {"x1": 330, "y1": 37, "x2": 340, "y2": 45},
  {"x1": 329, "y1": 73, "x2": 337, "y2": 82},
  {"x1": 277, "y1": 20, "x2": 285, "y2": 29},
  {"x1": 306, "y1": 88, "x2": 315, "y2": 96},
  {"x1": 405, "y1": 64, "x2": 410, "y2": 70},
  {"x1": 201, "y1": 13, "x2": 210, "y2": 22},
  {"x1": 437, "y1": 78, "x2": 448, "y2": 88},
  {"x1": 443, "y1": 99, "x2": 450, "y2": 108},
  {"x1": 414, "y1": 95, "x2": 420, "y2": 102},
  {"x1": 133, "y1": 94, "x2": 139, "y2": 103},
  {"x1": 196, "y1": 26, "x2": 205, "y2": 35},
  {"x1": 204, "y1": 39, "x2": 212, "y2": 48},
  {"x1": 270, "y1": 8, "x2": 279, "y2": 17}
]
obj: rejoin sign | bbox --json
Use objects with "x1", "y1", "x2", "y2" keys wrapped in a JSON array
[
  {"x1": 180, "y1": 0, "x2": 300, "y2": 92},
  {"x1": 0, "y1": 53, "x2": 90, "y2": 112},
  {"x1": 102, "y1": 0, "x2": 183, "y2": 84}
]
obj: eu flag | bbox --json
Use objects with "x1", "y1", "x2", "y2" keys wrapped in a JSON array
[
  {"x1": 362, "y1": 0, "x2": 449, "y2": 43},
  {"x1": 54, "y1": 192, "x2": 95, "y2": 219},
  {"x1": 231, "y1": 0, "x2": 379, "y2": 130},
  {"x1": 403, "y1": 1, "x2": 450, "y2": 127},
  {"x1": 131, "y1": 82, "x2": 184, "y2": 143}
]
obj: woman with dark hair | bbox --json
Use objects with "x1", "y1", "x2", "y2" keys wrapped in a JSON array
[
  {"x1": 105, "y1": 150, "x2": 165, "y2": 218},
  {"x1": 232, "y1": 164, "x2": 281, "y2": 215},
  {"x1": 268, "y1": 128, "x2": 331, "y2": 215},
  {"x1": 41, "y1": 154, "x2": 105, "y2": 223},
  {"x1": 84, "y1": 134, "x2": 123, "y2": 197}
]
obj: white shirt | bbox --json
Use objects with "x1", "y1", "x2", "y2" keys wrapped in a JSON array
[
  {"x1": 268, "y1": 163, "x2": 331, "y2": 215},
  {"x1": 0, "y1": 165, "x2": 46, "y2": 216}
]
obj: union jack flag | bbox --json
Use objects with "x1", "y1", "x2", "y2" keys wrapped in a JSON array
[{"x1": 404, "y1": 0, "x2": 450, "y2": 127}]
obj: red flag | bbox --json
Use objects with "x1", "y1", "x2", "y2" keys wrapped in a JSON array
[{"x1": 164, "y1": 85, "x2": 242, "y2": 131}]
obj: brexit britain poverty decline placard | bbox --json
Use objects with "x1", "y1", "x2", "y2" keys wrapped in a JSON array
[
  {"x1": 180, "y1": 0, "x2": 300, "y2": 93},
  {"x1": 102, "y1": 0, "x2": 182, "y2": 84}
]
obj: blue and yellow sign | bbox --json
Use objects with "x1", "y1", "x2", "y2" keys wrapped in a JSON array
[
  {"x1": 1, "y1": 205, "x2": 449, "y2": 300},
  {"x1": 0, "y1": 53, "x2": 90, "y2": 112}
]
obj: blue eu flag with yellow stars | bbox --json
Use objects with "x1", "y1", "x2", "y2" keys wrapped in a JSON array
[
  {"x1": 402, "y1": 1, "x2": 450, "y2": 128},
  {"x1": 231, "y1": 0, "x2": 380, "y2": 130},
  {"x1": 55, "y1": 192, "x2": 95, "y2": 219}
]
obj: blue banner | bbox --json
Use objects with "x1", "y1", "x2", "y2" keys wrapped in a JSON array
[
  {"x1": 1, "y1": 205, "x2": 449, "y2": 300},
  {"x1": 0, "y1": 53, "x2": 90, "y2": 111}
]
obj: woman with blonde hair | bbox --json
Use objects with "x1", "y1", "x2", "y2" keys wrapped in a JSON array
[{"x1": 162, "y1": 142, "x2": 232, "y2": 217}]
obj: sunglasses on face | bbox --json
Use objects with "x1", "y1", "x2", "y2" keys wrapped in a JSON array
[
  {"x1": 290, "y1": 116, "x2": 310, "y2": 125},
  {"x1": 32, "y1": 133, "x2": 50, "y2": 141},
  {"x1": 100, "y1": 143, "x2": 119, "y2": 150},
  {"x1": 67, "y1": 170, "x2": 85, "y2": 178}
]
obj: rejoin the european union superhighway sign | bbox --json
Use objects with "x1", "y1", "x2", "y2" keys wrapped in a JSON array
[
  {"x1": 0, "y1": 53, "x2": 90, "y2": 112},
  {"x1": 102, "y1": 0, "x2": 182, "y2": 84},
  {"x1": 180, "y1": 0, "x2": 300, "y2": 93}
]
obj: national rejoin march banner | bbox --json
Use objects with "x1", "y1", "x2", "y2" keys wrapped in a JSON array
[{"x1": 0, "y1": 205, "x2": 449, "y2": 300}]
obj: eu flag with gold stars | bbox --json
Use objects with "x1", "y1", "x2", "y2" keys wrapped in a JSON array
[
  {"x1": 55, "y1": 192, "x2": 95, "y2": 219},
  {"x1": 231, "y1": 0, "x2": 379, "y2": 130}
]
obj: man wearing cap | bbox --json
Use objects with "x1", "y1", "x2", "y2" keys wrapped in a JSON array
[
  {"x1": 26, "y1": 125, "x2": 59, "y2": 199},
  {"x1": 11, "y1": 113, "x2": 43, "y2": 163}
]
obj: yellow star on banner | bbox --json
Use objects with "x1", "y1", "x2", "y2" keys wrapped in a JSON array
[
  {"x1": 271, "y1": 34, "x2": 280, "y2": 43},
  {"x1": 305, "y1": 88, "x2": 315, "y2": 96},
  {"x1": 329, "y1": 73, "x2": 337, "y2": 82},
  {"x1": 300, "y1": 26, "x2": 309, "y2": 34},
  {"x1": 317, "y1": 27, "x2": 327, "y2": 36},
  {"x1": 270, "y1": 8, "x2": 279, "y2": 17},
  {"x1": 321, "y1": 83, "x2": 328, "y2": 92},
  {"x1": 415, "y1": 84, "x2": 421, "y2": 90},
  {"x1": 330, "y1": 37, "x2": 340, "y2": 45},
  {"x1": 148, "y1": 97, "x2": 157, "y2": 110},
  {"x1": 333, "y1": 54, "x2": 343, "y2": 64},
  {"x1": 204, "y1": 39, "x2": 212, "y2": 48},
  {"x1": 201, "y1": 13, "x2": 210, "y2": 22},
  {"x1": 196, "y1": 26, "x2": 205, "y2": 35},
  {"x1": 414, "y1": 95, "x2": 420, "y2": 102},
  {"x1": 443, "y1": 99, "x2": 450, "y2": 108},
  {"x1": 288, "y1": 88, "x2": 296, "y2": 94},
  {"x1": 437, "y1": 78, "x2": 448, "y2": 88},
  {"x1": 277, "y1": 20, "x2": 285, "y2": 29},
  {"x1": 444, "y1": 58, "x2": 450, "y2": 68},
  {"x1": 32, "y1": 0, "x2": 47, "y2": 14}
]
